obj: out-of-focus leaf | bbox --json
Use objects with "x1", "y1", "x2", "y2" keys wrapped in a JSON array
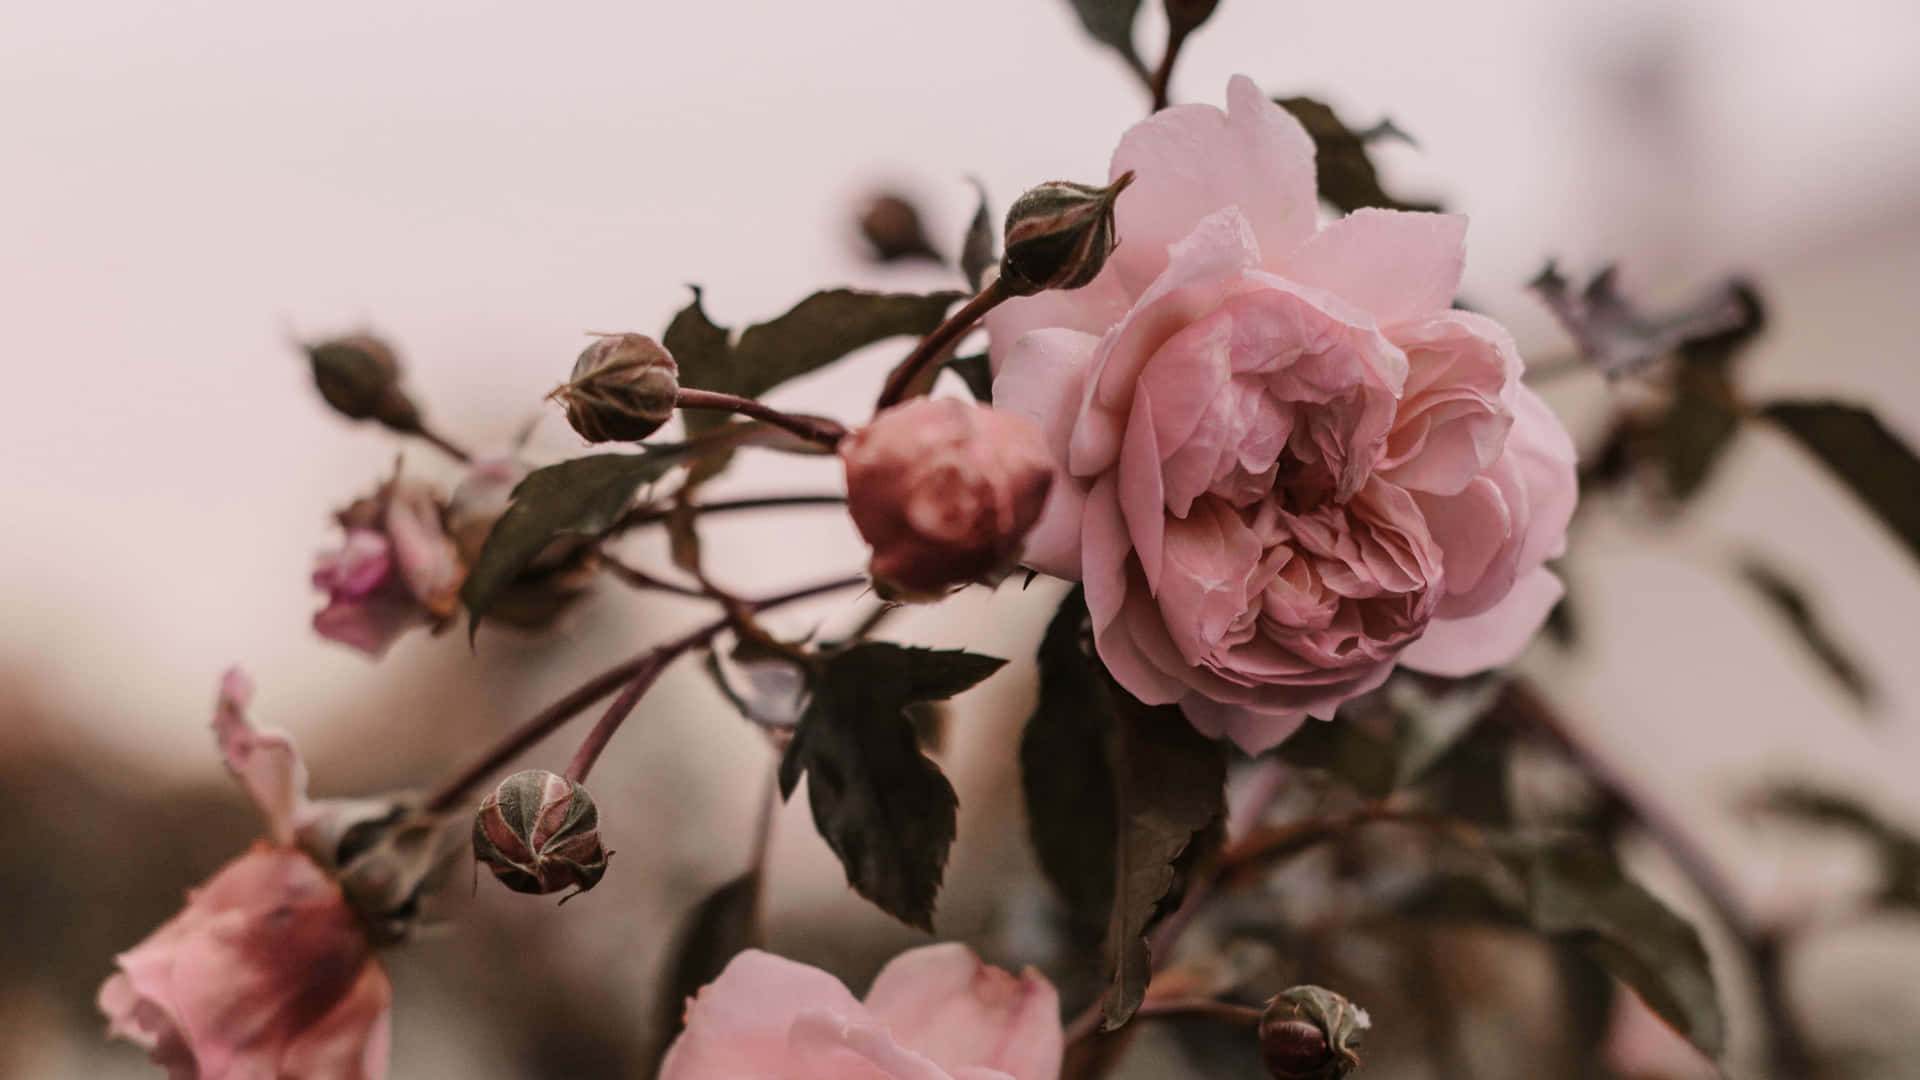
[
  {"x1": 1755, "y1": 785, "x2": 1920, "y2": 909},
  {"x1": 1388, "y1": 674, "x2": 1505, "y2": 786},
  {"x1": 961, "y1": 180, "x2": 995, "y2": 293},
  {"x1": 1163, "y1": 0, "x2": 1221, "y2": 37},
  {"x1": 1277, "y1": 718, "x2": 1398, "y2": 799},
  {"x1": 1763, "y1": 400, "x2": 1920, "y2": 566},
  {"x1": 948, "y1": 353, "x2": 993, "y2": 403},
  {"x1": 461, "y1": 450, "x2": 684, "y2": 637},
  {"x1": 1065, "y1": 0, "x2": 1148, "y2": 80},
  {"x1": 858, "y1": 192, "x2": 942, "y2": 264},
  {"x1": 1102, "y1": 690, "x2": 1226, "y2": 1029},
  {"x1": 1500, "y1": 837, "x2": 1726, "y2": 1058},
  {"x1": 665, "y1": 499, "x2": 702, "y2": 578},
  {"x1": 777, "y1": 643, "x2": 1003, "y2": 929},
  {"x1": 1735, "y1": 555, "x2": 1876, "y2": 709},
  {"x1": 653, "y1": 872, "x2": 761, "y2": 1046},
  {"x1": 1274, "y1": 96, "x2": 1439, "y2": 215},
  {"x1": 1020, "y1": 589, "x2": 1226, "y2": 1031},
  {"x1": 664, "y1": 286, "x2": 961, "y2": 449},
  {"x1": 1530, "y1": 264, "x2": 1761, "y2": 381}
]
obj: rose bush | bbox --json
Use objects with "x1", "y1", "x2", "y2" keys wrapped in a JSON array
[
  {"x1": 99, "y1": 672, "x2": 392, "y2": 1079},
  {"x1": 660, "y1": 944, "x2": 1062, "y2": 1080},
  {"x1": 988, "y1": 75, "x2": 1577, "y2": 752}
]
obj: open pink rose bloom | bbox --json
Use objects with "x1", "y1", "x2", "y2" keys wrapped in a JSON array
[
  {"x1": 661, "y1": 945, "x2": 1063, "y2": 1080},
  {"x1": 98, "y1": 672, "x2": 392, "y2": 1080},
  {"x1": 988, "y1": 75, "x2": 1579, "y2": 753}
]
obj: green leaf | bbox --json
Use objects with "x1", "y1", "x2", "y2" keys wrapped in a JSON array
[
  {"x1": 653, "y1": 872, "x2": 761, "y2": 1048},
  {"x1": 1755, "y1": 785, "x2": 1920, "y2": 909},
  {"x1": 1274, "y1": 96, "x2": 1440, "y2": 216},
  {"x1": 1022, "y1": 587, "x2": 1120, "y2": 931},
  {"x1": 1735, "y1": 555, "x2": 1876, "y2": 709},
  {"x1": 666, "y1": 287, "x2": 960, "y2": 439},
  {"x1": 1502, "y1": 837, "x2": 1726, "y2": 1058},
  {"x1": 777, "y1": 642, "x2": 1004, "y2": 929},
  {"x1": 1018, "y1": 589, "x2": 1226, "y2": 1030},
  {"x1": 1065, "y1": 0, "x2": 1148, "y2": 79},
  {"x1": 1763, "y1": 400, "x2": 1920, "y2": 566},
  {"x1": 960, "y1": 181, "x2": 996, "y2": 294},
  {"x1": 948, "y1": 353, "x2": 993, "y2": 403},
  {"x1": 1102, "y1": 691, "x2": 1227, "y2": 1029},
  {"x1": 460, "y1": 450, "x2": 683, "y2": 637}
]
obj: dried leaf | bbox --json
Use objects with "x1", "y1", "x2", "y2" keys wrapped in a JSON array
[
  {"x1": 1530, "y1": 264, "x2": 1761, "y2": 380},
  {"x1": 653, "y1": 873, "x2": 761, "y2": 1046},
  {"x1": 1735, "y1": 555, "x2": 1876, "y2": 709},
  {"x1": 1763, "y1": 399, "x2": 1920, "y2": 567},
  {"x1": 961, "y1": 180, "x2": 996, "y2": 293},
  {"x1": 948, "y1": 352, "x2": 993, "y2": 403},
  {"x1": 1065, "y1": 0, "x2": 1148, "y2": 80},
  {"x1": 1755, "y1": 786, "x2": 1920, "y2": 909},
  {"x1": 777, "y1": 643, "x2": 1003, "y2": 929},
  {"x1": 1022, "y1": 588, "x2": 1119, "y2": 931}
]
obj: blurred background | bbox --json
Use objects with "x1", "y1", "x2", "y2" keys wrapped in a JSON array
[{"x1": 4, "y1": 0, "x2": 1919, "y2": 1076}]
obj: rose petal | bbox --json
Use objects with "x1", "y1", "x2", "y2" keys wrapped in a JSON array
[
  {"x1": 1106, "y1": 74, "x2": 1318, "y2": 295},
  {"x1": 1279, "y1": 209, "x2": 1468, "y2": 330},
  {"x1": 1398, "y1": 567, "x2": 1564, "y2": 677},
  {"x1": 211, "y1": 669, "x2": 311, "y2": 846},
  {"x1": 785, "y1": 1012, "x2": 956, "y2": 1080},
  {"x1": 659, "y1": 950, "x2": 872, "y2": 1080},
  {"x1": 992, "y1": 329, "x2": 1101, "y2": 579},
  {"x1": 863, "y1": 944, "x2": 1062, "y2": 1080}
]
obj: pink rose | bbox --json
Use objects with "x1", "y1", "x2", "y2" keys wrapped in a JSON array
[
  {"x1": 100, "y1": 672, "x2": 392, "y2": 1079},
  {"x1": 312, "y1": 476, "x2": 464, "y2": 657},
  {"x1": 842, "y1": 398, "x2": 1055, "y2": 599},
  {"x1": 987, "y1": 75, "x2": 1577, "y2": 752},
  {"x1": 661, "y1": 944, "x2": 1062, "y2": 1080}
]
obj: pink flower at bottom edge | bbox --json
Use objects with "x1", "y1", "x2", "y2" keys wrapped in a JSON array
[
  {"x1": 661, "y1": 944, "x2": 1063, "y2": 1080},
  {"x1": 99, "y1": 843, "x2": 391, "y2": 1080}
]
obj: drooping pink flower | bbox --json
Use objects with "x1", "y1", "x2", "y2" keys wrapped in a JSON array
[
  {"x1": 99, "y1": 671, "x2": 393, "y2": 1080},
  {"x1": 987, "y1": 75, "x2": 1578, "y2": 752},
  {"x1": 660, "y1": 945, "x2": 1063, "y2": 1080},
  {"x1": 841, "y1": 397, "x2": 1055, "y2": 600},
  {"x1": 312, "y1": 476, "x2": 463, "y2": 657}
]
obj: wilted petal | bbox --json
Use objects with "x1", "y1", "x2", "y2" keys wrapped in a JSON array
[{"x1": 211, "y1": 669, "x2": 311, "y2": 845}]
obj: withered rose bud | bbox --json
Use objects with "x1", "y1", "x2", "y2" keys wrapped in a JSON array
[
  {"x1": 1259, "y1": 986, "x2": 1370, "y2": 1080},
  {"x1": 557, "y1": 333, "x2": 680, "y2": 443},
  {"x1": 999, "y1": 171, "x2": 1133, "y2": 296},
  {"x1": 304, "y1": 333, "x2": 422, "y2": 433},
  {"x1": 841, "y1": 397, "x2": 1054, "y2": 601},
  {"x1": 858, "y1": 191, "x2": 942, "y2": 263},
  {"x1": 473, "y1": 770, "x2": 609, "y2": 898}
]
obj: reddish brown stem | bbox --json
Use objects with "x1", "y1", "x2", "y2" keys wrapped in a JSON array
[
  {"x1": 674, "y1": 388, "x2": 847, "y2": 449},
  {"x1": 875, "y1": 278, "x2": 1012, "y2": 410}
]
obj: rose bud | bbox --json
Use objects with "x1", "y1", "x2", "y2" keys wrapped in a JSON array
[
  {"x1": 857, "y1": 191, "x2": 942, "y2": 264},
  {"x1": 998, "y1": 171, "x2": 1134, "y2": 296},
  {"x1": 556, "y1": 333, "x2": 681, "y2": 443},
  {"x1": 841, "y1": 397, "x2": 1054, "y2": 601},
  {"x1": 305, "y1": 333, "x2": 423, "y2": 434},
  {"x1": 1259, "y1": 986, "x2": 1370, "y2": 1080},
  {"x1": 473, "y1": 770, "x2": 610, "y2": 898}
]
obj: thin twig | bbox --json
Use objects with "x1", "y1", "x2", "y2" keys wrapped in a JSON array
[
  {"x1": 413, "y1": 423, "x2": 473, "y2": 464},
  {"x1": 875, "y1": 278, "x2": 1012, "y2": 409},
  {"x1": 675, "y1": 388, "x2": 847, "y2": 449},
  {"x1": 1147, "y1": 22, "x2": 1194, "y2": 112},
  {"x1": 599, "y1": 551, "x2": 707, "y2": 600},
  {"x1": 612, "y1": 493, "x2": 847, "y2": 533}
]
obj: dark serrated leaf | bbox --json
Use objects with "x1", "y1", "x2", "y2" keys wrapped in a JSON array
[
  {"x1": 461, "y1": 450, "x2": 683, "y2": 637},
  {"x1": 1764, "y1": 400, "x2": 1920, "y2": 566},
  {"x1": 1755, "y1": 785, "x2": 1920, "y2": 909},
  {"x1": 1735, "y1": 555, "x2": 1876, "y2": 709},
  {"x1": 961, "y1": 181, "x2": 995, "y2": 293},
  {"x1": 1022, "y1": 588, "x2": 1119, "y2": 930},
  {"x1": 777, "y1": 642, "x2": 1003, "y2": 929},
  {"x1": 1066, "y1": 0, "x2": 1148, "y2": 79},
  {"x1": 948, "y1": 353, "x2": 993, "y2": 403},
  {"x1": 1502, "y1": 837, "x2": 1725, "y2": 1058},
  {"x1": 1102, "y1": 691, "x2": 1227, "y2": 1029},
  {"x1": 1530, "y1": 264, "x2": 1762, "y2": 381},
  {"x1": 1275, "y1": 96, "x2": 1440, "y2": 215},
  {"x1": 653, "y1": 872, "x2": 761, "y2": 1046}
]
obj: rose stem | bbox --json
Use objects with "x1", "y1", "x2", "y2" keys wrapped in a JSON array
[
  {"x1": 412, "y1": 422, "x2": 474, "y2": 464},
  {"x1": 423, "y1": 573, "x2": 864, "y2": 811},
  {"x1": 611, "y1": 494, "x2": 847, "y2": 533},
  {"x1": 1507, "y1": 679, "x2": 1817, "y2": 1077},
  {"x1": 874, "y1": 276, "x2": 1013, "y2": 411},
  {"x1": 673, "y1": 388, "x2": 848, "y2": 450},
  {"x1": 598, "y1": 551, "x2": 708, "y2": 600},
  {"x1": 1147, "y1": 20, "x2": 1196, "y2": 112}
]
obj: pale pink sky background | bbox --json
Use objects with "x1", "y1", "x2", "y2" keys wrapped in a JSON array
[{"x1": 5, "y1": 1, "x2": 1920, "y2": 1071}]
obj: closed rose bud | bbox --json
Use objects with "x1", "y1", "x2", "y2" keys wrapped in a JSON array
[
  {"x1": 473, "y1": 770, "x2": 610, "y2": 898},
  {"x1": 841, "y1": 397, "x2": 1054, "y2": 601},
  {"x1": 305, "y1": 333, "x2": 423, "y2": 433},
  {"x1": 557, "y1": 333, "x2": 680, "y2": 442},
  {"x1": 1259, "y1": 986, "x2": 1370, "y2": 1080},
  {"x1": 858, "y1": 191, "x2": 942, "y2": 264},
  {"x1": 999, "y1": 172, "x2": 1133, "y2": 296}
]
